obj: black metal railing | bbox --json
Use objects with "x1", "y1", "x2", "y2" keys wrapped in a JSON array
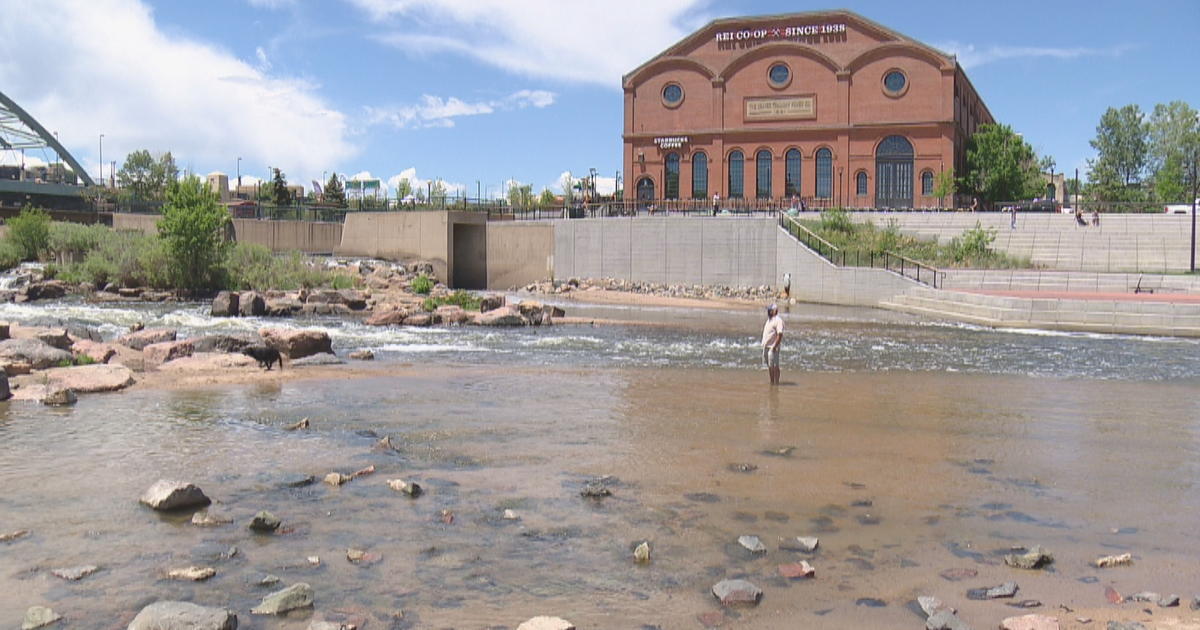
[{"x1": 778, "y1": 214, "x2": 945, "y2": 289}]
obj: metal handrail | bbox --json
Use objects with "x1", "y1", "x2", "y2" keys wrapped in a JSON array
[{"x1": 778, "y1": 213, "x2": 945, "y2": 289}]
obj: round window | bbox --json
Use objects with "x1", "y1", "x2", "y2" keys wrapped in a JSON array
[
  {"x1": 884, "y1": 70, "x2": 907, "y2": 94},
  {"x1": 662, "y1": 83, "x2": 683, "y2": 106},
  {"x1": 768, "y1": 63, "x2": 790, "y2": 87}
]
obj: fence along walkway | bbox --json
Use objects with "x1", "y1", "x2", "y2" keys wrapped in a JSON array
[{"x1": 778, "y1": 214, "x2": 944, "y2": 288}]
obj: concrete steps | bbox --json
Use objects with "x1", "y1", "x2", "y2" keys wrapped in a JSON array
[{"x1": 880, "y1": 287, "x2": 1200, "y2": 337}]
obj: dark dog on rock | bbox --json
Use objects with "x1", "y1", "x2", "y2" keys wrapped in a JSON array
[{"x1": 242, "y1": 345, "x2": 284, "y2": 370}]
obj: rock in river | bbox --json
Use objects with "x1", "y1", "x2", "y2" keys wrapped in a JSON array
[
  {"x1": 191, "y1": 511, "x2": 232, "y2": 527},
  {"x1": 738, "y1": 535, "x2": 766, "y2": 554},
  {"x1": 967, "y1": 581, "x2": 1019, "y2": 600},
  {"x1": 1004, "y1": 546, "x2": 1053, "y2": 570},
  {"x1": 1000, "y1": 614, "x2": 1059, "y2": 630},
  {"x1": 251, "y1": 582, "x2": 315, "y2": 614},
  {"x1": 23, "y1": 364, "x2": 135, "y2": 393},
  {"x1": 50, "y1": 565, "x2": 99, "y2": 581},
  {"x1": 516, "y1": 618, "x2": 575, "y2": 630},
  {"x1": 778, "y1": 536, "x2": 819, "y2": 552},
  {"x1": 22, "y1": 606, "x2": 62, "y2": 630},
  {"x1": 1093, "y1": 553, "x2": 1132, "y2": 568},
  {"x1": 140, "y1": 480, "x2": 211, "y2": 511},
  {"x1": 117, "y1": 328, "x2": 177, "y2": 351},
  {"x1": 248, "y1": 510, "x2": 281, "y2": 533},
  {"x1": 0, "y1": 338, "x2": 72, "y2": 369},
  {"x1": 259, "y1": 328, "x2": 333, "y2": 359},
  {"x1": 925, "y1": 610, "x2": 973, "y2": 630},
  {"x1": 144, "y1": 340, "x2": 195, "y2": 366},
  {"x1": 167, "y1": 566, "x2": 216, "y2": 581},
  {"x1": 128, "y1": 601, "x2": 237, "y2": 630},
  {"x1": 712, "y1": 579, "x2": 763, "y2": 606}
]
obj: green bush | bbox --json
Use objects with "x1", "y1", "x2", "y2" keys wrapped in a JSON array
[
  {"x1": 223, "y1": 244, "x2": 343, "y2": 291},
  {"x1": 819, "y1": 209, "x2": 855, "y2": 234},
  {"x1": 56, "y1": 230, "x2": 170, "y2": 289},
  {"x1": 0, "y1": 240, "x2": 23, "y2": 271},
  {"x1": 6, "y1": 205, "x2": 51, "y2": 261},
  {"x1": 422, "y1": 290, "x2": 482, "y2": 312},
  {"x1": 47, "y1": 222, "x2": 108, "y2": 264},
  {"x1": 411, "y1": 274, "x2": 433, "y2": 295},
  {"x1": 949, "y1": 223, "x2": 997, "y2": 263},
  {"x1": 158, "y1": 176, "x2": 230, "y2": 291}
]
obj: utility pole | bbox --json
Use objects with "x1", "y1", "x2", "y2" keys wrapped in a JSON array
[{"x1": 98, "y1": 134, "x2": 104, "y2": 186}]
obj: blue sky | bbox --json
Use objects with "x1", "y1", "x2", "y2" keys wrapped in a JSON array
[{"x1": 1, "y1": 0, "x2": 1196, "y2": 197}]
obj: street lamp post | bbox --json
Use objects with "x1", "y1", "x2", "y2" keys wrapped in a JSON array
[
  {"x1": 98, "y1": 134, "x2": 104, "y2": 186},
  {"x1": 1190, "y1": 144, "x2": 1198, "y2": 272},
  {"x1": 236, "y1": 157, "x2": 242, "y2": 198}
]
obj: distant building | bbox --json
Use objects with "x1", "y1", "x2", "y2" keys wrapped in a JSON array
[
  {"x1": 207, "y1": 172, "x2": 231, "y2": 202},
  {"x1": 622, "y1": 9, "x2": 995, "y2": 208}
]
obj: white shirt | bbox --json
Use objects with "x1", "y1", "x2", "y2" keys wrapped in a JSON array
[{"x1": 762, "y1": 314, "x2": 783, "y2": 348}]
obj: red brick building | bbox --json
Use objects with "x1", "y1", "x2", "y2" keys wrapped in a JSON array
[{"x1": 622, "y1": 10, "x2": 994, "y2": 209}]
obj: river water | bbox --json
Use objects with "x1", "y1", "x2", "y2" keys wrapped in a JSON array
[{"x1": 1, "y1": 296, "x2": 1198, "y2": 629}]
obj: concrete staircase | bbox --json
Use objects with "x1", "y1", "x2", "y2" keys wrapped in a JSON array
[{"x1": 880, "y1": 286, "x2": 1200, "y2": 337}]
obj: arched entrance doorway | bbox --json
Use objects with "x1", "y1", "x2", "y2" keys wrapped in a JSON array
[
  {"x1": 875, "y1": 135, "x2": 914, "y2": 209},
  {"x1": 636, "y1": 177, "x2": 655, "y2": 202}
]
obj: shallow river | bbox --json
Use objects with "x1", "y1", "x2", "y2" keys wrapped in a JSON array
[{"x1": 1, "y1": 297, "x2": 1198, "y2": 629}]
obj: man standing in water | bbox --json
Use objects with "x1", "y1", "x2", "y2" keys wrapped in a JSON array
[{"x1": 762, "y1": 304, "x2": 783, "y2": 385}]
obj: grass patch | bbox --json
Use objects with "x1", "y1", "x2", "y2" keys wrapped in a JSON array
[
  {"x1": 423, "y1": 290, "x2": 481, "y2": 312},
  {"x1": 800, "y1": 209, "x2": 1033, "y2": 269},
  {"x1": 411, "y1": 274, "x2": 433, "y2": 295}
]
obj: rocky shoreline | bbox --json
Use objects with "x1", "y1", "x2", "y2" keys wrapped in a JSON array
[{"x1": 521, "y1": 277, "x2": 780, "y2": 302}]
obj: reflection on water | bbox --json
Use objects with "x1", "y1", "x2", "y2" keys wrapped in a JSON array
[{"x1": 2, "y1": 363, "x2": 1199, "y2": 628}]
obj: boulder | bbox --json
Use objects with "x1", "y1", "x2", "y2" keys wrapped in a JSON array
[
  {"x1": 516, "y1": 618, "x2": 575, "y2": 630},
  {"x1": 479, "y1": 294, "x2": 505, "y2": 313},
  {"x1": 239, "y1": 291, "x2": 266, "y2": 317},
  {"x1": 167, "y1": 566, "x2": 216, "y2": 581},
  {"x1": 191, "y1": 511, "x2": 232, "y2": 527},
  {"x1": 34, "y1": 329, "x2": 72, "y2": 350},
  {"x1": 0, "y1": 373, "x2": 8, "y2": 400},
  {"x1": 712, "y1": 579, "x2": 762, "y2": 606},
  {"x1": 41, "y1": 387, "x2": 77, "y2": 406},
  {"x1": 290, "y1": 354, "x2": 345, "y2": 367},
  {"x1": 516, "y1": 299, "x2": 545, "y2": 318},
  {"x1": 21, "y1": 364, "x2": 135, "y2": 393},
  {"x1": 0, "y1": 323, "x2": 9, "y2": 340},
  {"x1": 403, "y1": 313, "x2": 434, "y2": 327},
  {"x1": 1, "y1": 361, "x2": 32, "y2": 376},
  {"x1": 301, "y1": 303, "x2": 352, "y2": 317},
  {"x1": 337, "y1": 289, "x2": 368, "y2": 310},
  {"x1": 158, "y1": 353, "x2": 257, "y2": 371},
  {"x1": 65, "y1": 324, "x2": 102, "y2": 343},
  {"x1": 118, "y1": 287, "x2": 143, "y2": 298},
  {"x1": 128, "y1": 601, "x2": 237, "y2": 630},
  {"x1": 248, "y1": 511, "x2": 281, "y2": 533},
  {"x1": 117, "y1": 328, "x2": 177, "y2": 351},
  {"x1": 20, "y1": 280, "x2": 68, "y2": 301},
  {"x1": 251, "y1": 583, "x2": 314, "y2": 614},
  {"x1": 474, "y1": 305, "x2": 525, "y2": 327},
  {"x1": 925, "y1": 610, "x2": 972, "y2": 630},
  {"x1": 190, "y1": 334, "x2": 259, "y2": 354},
  {"x1": 51, "y1": 565, "x2": 99, "y2": 580},
  {"x1": 0, "y1": 338, "x2": 73, "y2": 369},
  {"x1": 259, "y1": 328, "x2": 333, "y2": 359},
  {"x1": 1004, "y1": 546, "x2": 1053, "y2": 570},
  {"x1": 738, "y1": 535, "x2": 766, "y2": 554},
  {"x1": 777, "y1": 561, "x2": 815, "y2": 579},
  {"x1": 918, "y1": 595, "x2": 953, "y2": 617},
  {"x1": 1000, "y1": 614, "x2": 1059, "y2": 630},
  {"x1": 21, "y1": 606, "x2": 61, "y2": 630},
  {"x1": 264, "y1": 297, "x2": 302, "y2": 317},
  {"x1": 365, "y1": 307, "x2": 409, "y2": 326},
  {"x1": 347, "y1": 349, "x2": 374, "y2": 361},
  {"x1": 211, "y1": 291, "x2": 240, "y2": 317},
  {"x1": 435, "y1": 305, "x2": 471, "y2": 325},
  {"x1": 140, "y1": 480, "x2": 211, "y2": 511},
  {"x1": 144, "y1": 340, "x2": 195, "y2": 366},
  {"x1": 71, "y1": 339, "x2": 117, "y2": 364}
]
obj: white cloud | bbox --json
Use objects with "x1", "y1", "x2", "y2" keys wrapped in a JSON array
[
  {"x1": 254, "y1": 46, "x2": 272, "y2": 71},
  {"x1": 365, "y1": 90, "x2": 555, "y2": 130},
  {"x1": 356, "y1": 0, "x2": 709, "y2": 86},
  {"x1": 0, "y1": 154, "x2": 49, "y2": 168},
  {"x1": 936, "y1": 41, "x2": 1135, "y2": 69},
  {"x1": 247, "y1": 0, "x2": 295, "y2": 8},
  {"x1": 0, "y1": 0, "x2": 354, "y2": 187}
]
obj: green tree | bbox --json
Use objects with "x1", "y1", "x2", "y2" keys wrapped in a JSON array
[
  {"x1": 507, "y1": 183, "x2": 533, "y2": 207},
  {"x1": 1155, "y1": 153, "x2": 1188, "y2": 202},
  {"x1": 964, "y1": 123, "x2": 1042, "y2": 204},
  {"x1": 394, "y1": 178, "x2": 413, "y2": 200},
  {"x1": 271, "y1": 168, "x2": 291, "y2": 206},
  {"x1": 538, "y1": 187, "x2": 556, "y2": 206},
  {"x1": 429, "y1": 180, "x2": 447, "y2": 206},
  {"x1": 157, "y1": 176, "x2": 230, "y2": 291},
  {"x1": 1148, "y1": 101, "x2": 1199, "y2": 202},
  {"x1": 1088, "y1": 105, "x2": 1149, "y2": 201},
  {"x1": 323, "y1": 172, "x2": 345, "y2": 207},
  {"x1": 117, "y1": 150, "x2": 178, "y2": 201},
  {"x1": 933, "y1": 168, "x2": 957, "y2": 207}
]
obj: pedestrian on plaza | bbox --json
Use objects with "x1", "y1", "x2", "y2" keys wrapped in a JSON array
[
  {"x1": 1091, "y1": 210, "x2": 1100, "y2": 227},
  {"x1": 1010, "y1": 203, "x2": 1017, "y2": 229},
  {"x1": 761, "y1": 304, "x2": 784, "y2": 386},
  {"x1": 712, "y1": 192, "x2": 720, "y2": 216}
]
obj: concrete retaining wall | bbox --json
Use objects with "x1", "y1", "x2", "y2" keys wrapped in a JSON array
[
  {"x1": 486, "y1": 222, "x2": 554, "y2": 289},
  {"x1": 336, "y1": 211, "x2": 486, "y2": 283},
  {"x1": 775, "y1": 229, "x2": 916, "y2": 306},
  {"x1": 112, "y1": 213, "x2": 159, "y2": 234},
  {"x1": 111, "y1": 213, "x2": 341, "y2": 254}
]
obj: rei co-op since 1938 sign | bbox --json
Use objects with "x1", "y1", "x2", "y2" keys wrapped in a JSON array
[{"x1": 744, "y1": 96, "x2": 816, "y2": 121}]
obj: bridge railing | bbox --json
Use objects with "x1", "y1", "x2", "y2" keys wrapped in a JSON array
[{"x1": 779, "y1": 213, "x2": 945, "y2": 289}]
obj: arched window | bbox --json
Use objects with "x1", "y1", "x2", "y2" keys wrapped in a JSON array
[
  {"x1": 875, "y1": 135, "x2": 914, "y2": 208},
  {"x1": 691, "y1": 152, "x2": 708, "y2": 199},
  {"x1": 635, "y1": 177, "x2": 655, "y2": 201},
  {"x1": 755, "y1": 149, "x2": 772, "y2": 199},
  {"x1": 815, "y1": 148, "x2": 832, "y2": 199},
  {"x1": 921, "y1": 171, "x2": 934, "y2": 195},
  {"x1": 785, "y1": 149, "x2": 802, "y2": 197},
  {"x1": 728, "y1": 150, "x2": 744, "y2": 198},
  {"x1": 664, "y1": 153, "x2": 680, "y2": 200},
  {"x1": 856, "y1": 171, "x2": 867, "y2": 196}
]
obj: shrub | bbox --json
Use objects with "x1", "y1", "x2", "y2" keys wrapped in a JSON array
[
  {"x1": 56, "y1": 230, "x2": 168, "y2": 289},
  {"x1": 6, "y1": 205, "x2": 51, "y2": 261},
  {"x1": 0, "y1": 240, "x2": 20, "y2": 271},
  {"x1": 819, "y1": 209, "x2": 855, "y2": 234},
  {"x1": 47, "y1": 222, "x2": 108, "y2": 264},
  {"x1": 949, "y1": 223, "x2": 997, "y2": 263},
  {"x1": 422, "y1": 290, "x2": 482, "y2": 312},
  {"x1": 411, "y1": 274, "x2": 433, "y2": 295},
  {"x1": 74, "y1": 354, "x2": 97, "y2": 366},
  {"x1": 223, "y1": 244, "x2": 341, "y2": 291}
]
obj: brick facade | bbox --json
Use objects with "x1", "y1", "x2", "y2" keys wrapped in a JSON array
[{"x1": 622, "y1": 10, "x2": 994, "y2": 209}]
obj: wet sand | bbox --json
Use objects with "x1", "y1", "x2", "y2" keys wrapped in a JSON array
[{"x1": 2, "y1": 363, "x2": 1198, "y2": 628}]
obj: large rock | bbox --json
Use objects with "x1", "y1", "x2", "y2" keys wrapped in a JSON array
[
  {"x1": 259, "y1": 328, "x2": 333, "y2": 359},
  {"x1": 41, "y1": 386, "x2": 77, "y2": 406},
  {"x1": 22, "y1": 606, "x2": 62, "y2": 630},
  {"x1": 139, "y1": 480, "x2": 211, "y2": 511},
  {"x1": 19, "y1": 280, "x2": 68, "y2": 301},
  {"x1": 128, "y1": 601, "x2": 237, "y2": 630},
  {"x1": 251, "y1": 583, "x2": 314, "y2": 614},
  {"x1": 71, "y1": 339, "x2": 118, "y2": 364},
  {"x1": 435, "y1": 305, "x2": 471, "y2": 325},
  {"x1": 34, "y1": 329, "x2": 73, "y2": 350},
  {"x1": 0, "y1": 373, "x2": 8, "y2": 400},
  {"x1": 21, "y1": 364, "x2": 136, "y2": 393},
  {"x1": 0, "y1": 338, "x2": 73, "y2": 369},
  {"x1": 926, "y1": 610, "x2": 973, "y2": 630},
  {"x1": 1004, "y1": 546, "x2": 1053, "y2": 570},
  {"x1": 144, "y1": 340, "x2": 195, "y2": 366},
  {"x1": 479, "y1": 294, "x2": 504, "y2": 313},
  {"x1": 211, "y1": 291, "x2": 240, "y2": 317},
  {"x1": 239, "y1": 292, "x2": 266, "y2": 317},
  {"x1": 190, "y1": 334, "x2": 259, "y2": 354},
  {"x1": 365, "y1": 307, "x2": 409, "y2": 326},
  {"x1": 474, "y1": 305, "x2": 526, "y2": 327},
  {"x1": 290, "y1": 354, "x2": 345, "y2": 367},
  {"x1": 337, "y1": 289, "x2": 368, "y2": 310},
  {"x1": 158, "y1": 353, "x2": 257, "y2": 371},
  {"x1": 516, "y1": 617, "x2": 575, "y2": 630},
  {"x1": 264, "y1": 297, "x2": 303, "y2": 317},
  {"x1": 118, "y1": 328, "x2": 177, "y2": 351},
  {"x1": 712, "y1": 579, "x2": 762, "y2": 606},
  {"x1": 1001, "y1": 615, "x2": 1059, "y2": 630}
]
